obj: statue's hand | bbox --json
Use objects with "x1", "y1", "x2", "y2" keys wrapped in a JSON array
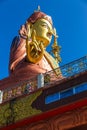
[
  {"x1": 26, "y1": 29, "x2": 44, "y2": 63},
  {"x1": 31, "y1": 30, "x2": 42, "y2": 56}
]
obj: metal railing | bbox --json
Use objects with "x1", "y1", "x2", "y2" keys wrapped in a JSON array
[
  {"x1": 60, "y1": 55, "x2": 87, "y2": 77},
  {"x1": 0, "y1": 55, "x2": 87, "y2": 104}
]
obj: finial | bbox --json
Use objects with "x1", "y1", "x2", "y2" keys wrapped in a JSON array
[
  {"x1": 34, "y1": 5, "x2": 41, "y2": 12},
  {"x1": 37, "y1": 5, "x2": 40, "y2": 11}
]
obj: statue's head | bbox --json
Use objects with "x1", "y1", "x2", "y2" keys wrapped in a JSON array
[{"x1": 26, "y1": 11, "x2": 53, "y2": 47}]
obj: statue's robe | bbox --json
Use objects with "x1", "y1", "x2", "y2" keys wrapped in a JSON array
[
  {"x1": 9, "y1": 36, "x2": 59, "y2": 81},
  {"x1": 0, "y1": 36, "x2": 62, "y2": 92}
]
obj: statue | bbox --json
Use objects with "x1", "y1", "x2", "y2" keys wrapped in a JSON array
[
  {"x1": 0, "y1": 7, "x2": 62, "y2": 103},
  {"x1": 9, "y1": 7, "x2": 61, "y2": 81}
]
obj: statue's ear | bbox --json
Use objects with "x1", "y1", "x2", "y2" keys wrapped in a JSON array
[{"x1": 31, "y1": 29, "x2": 36, "y2": 42}]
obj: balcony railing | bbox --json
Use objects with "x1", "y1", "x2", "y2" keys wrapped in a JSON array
[{"x1": 0, "y1": 55, "x2": 87, "y2": 104}]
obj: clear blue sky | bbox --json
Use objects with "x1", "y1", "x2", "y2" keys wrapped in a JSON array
[{"x1": 0, "y1": 0, "x2": 87, "y2": 79}]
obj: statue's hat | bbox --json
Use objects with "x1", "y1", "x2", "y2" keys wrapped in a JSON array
[{"x1": 27, "y1": 11, "x2": 53, "y2": 25}]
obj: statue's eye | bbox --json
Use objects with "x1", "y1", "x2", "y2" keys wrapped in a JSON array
[{"x1": 42, "y1": 23, "x2": 49, "y2": 29}]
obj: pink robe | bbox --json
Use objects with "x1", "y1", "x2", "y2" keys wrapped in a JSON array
[{"x1": 9, "y1": 37, "x2": 55, "y2": 81}]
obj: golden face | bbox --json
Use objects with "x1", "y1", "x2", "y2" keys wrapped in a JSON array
[{"x1": 31, "y1": 18, "x2": 53, "y2": 47}]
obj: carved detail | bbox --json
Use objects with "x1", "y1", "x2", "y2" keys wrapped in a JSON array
[{"x1": 15, "y1": 105, "x2": 87, "y2": 130}]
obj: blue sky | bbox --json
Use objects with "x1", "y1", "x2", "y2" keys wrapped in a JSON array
[{"x1": 0, "y1": 0, "x2": 87, "y2": 79}]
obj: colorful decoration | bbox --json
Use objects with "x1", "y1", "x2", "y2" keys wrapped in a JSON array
[{"x1": 0, "y1": 90, "x2": 42, "y2": 127}]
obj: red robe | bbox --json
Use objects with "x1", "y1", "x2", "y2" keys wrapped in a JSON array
[{"x1": 9, "y1": 36, "x2": 59, "y2": 81}]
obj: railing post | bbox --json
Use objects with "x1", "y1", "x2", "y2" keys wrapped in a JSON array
[
  {"x1": 37, "y1": 73, "x2": 44, "y2": 88},
  {"x1": 0, "y1": 90, "x2": 3, "y2": 104}
]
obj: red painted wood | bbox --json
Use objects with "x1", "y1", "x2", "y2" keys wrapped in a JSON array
[{"x1": 1, "y1": 98, "x2": 87, "y2": 130}]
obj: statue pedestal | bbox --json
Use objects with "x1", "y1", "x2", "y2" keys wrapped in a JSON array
[{"x1": 0, "y1": 71, "x2": 87, "y2": 130}]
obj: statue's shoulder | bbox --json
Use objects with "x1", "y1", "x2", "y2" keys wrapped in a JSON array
[{"x1": 9, "y1": 36, "x2": 20, "y2": 55}]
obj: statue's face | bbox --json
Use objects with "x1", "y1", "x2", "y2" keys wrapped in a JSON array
[{"x1": 31, "y1": 18, "x2": 53, "y2": 47}]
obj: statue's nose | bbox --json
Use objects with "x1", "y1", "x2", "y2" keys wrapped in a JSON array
[{"x1": 48, "y1": 28, "x2": 54, "y2": 35}]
